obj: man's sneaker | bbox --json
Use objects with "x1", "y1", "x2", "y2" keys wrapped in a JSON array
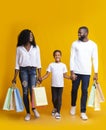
[
  {"x1": 33, "y1": 109, "x2": 40, "y2": 118},
  {"x1": 70, "y1": 106, "x2": 76, "y2": 115},
  {"x1": 55, "y1": 112, "x2": 61, "y2": 119},
  {"x1": 80, "y1": 113, "x2": 88, "y2": 120},
  {"x1": 24, "y1": 113, "x2": 31, "y2": 121},
  {"x1": 51, "y1": 108, "x2": 57, "y2": 116}
]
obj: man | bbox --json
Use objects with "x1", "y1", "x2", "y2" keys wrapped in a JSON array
[{"x1": 70, "y1": 26, "x2": 98, "y2": 120}]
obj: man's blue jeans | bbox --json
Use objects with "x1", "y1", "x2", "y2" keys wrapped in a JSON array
[{"x1": 71, "y1": 74, "x2": 90, "y2": 112}]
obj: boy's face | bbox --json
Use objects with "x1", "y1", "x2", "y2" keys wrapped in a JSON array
[{"x1": 54, "y1": 52, "x2": 61, "y2": 62}]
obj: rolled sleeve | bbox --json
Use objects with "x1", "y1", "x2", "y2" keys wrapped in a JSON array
[
  {"x1": 36, "y1": 46, "x2": 41, "y2": 68},
  {"x1": 15, "y1": 48, "x2": 20, "y2": 70},
  {"x1": 70, "y1": 43, "x2": 75, "y2": 71},
  {"x1": 92, "y1": 44, "x2": 98, "y2": 73}
]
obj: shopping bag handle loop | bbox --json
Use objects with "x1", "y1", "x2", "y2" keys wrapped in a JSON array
[
  {"x1": 36, "y1": 83, "x2": 42, "y2": 87},
  {"x1": 94, "y1": 80, "x2": 98, "y2": 85},
  {"x1": 12, "y1": 83, "x2": 16, "y2": 88}
]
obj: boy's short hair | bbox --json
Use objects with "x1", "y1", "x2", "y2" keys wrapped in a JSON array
[{"x1": 53, "y1": 50, "x2": 62, "y2": 57}]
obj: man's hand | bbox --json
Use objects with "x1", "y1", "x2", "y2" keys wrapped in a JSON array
[
  {"x1": 71, "y1": 71, "x2": 77, "y2": 81},
  {"x1": 93, "y1": 73, "x2": 98, "y2": 81}
]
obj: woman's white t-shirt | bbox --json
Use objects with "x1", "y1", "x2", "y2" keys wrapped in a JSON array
[{"x1": 47, "y1": 62, "x2": 67, "y2": 87}]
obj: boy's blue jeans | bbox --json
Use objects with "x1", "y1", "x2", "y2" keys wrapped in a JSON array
[
  {"x1": 71, "y1": 74, "x2": 90, "y2": 112},
  {"x1": 19, "y1": 66, "x2": 37, "y2": 113}
]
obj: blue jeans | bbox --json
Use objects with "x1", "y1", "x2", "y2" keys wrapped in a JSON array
[
  {"x1": 19, "y1": 67, "x2": 37, "y2": 113},
  {"x1": 71, "y1": 74, "x2": 90, "y2": 112}
]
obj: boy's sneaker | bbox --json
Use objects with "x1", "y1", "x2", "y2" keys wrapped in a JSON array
[
  {"x1": 70, "y1": 106, "x2": 76, "y2": 115},
  {"x1": 55, "y1": 112, "x2": 61, "y2": 119},
  {"x1": 80, "y1": 113, "x2": 88, "y2": 120},
  {"x1": 24, "y1": 113, "x2": 31, "y2": 121},
  {"x1": 33, "y1": 109, "x2": 40, "y2": 118},
  {"x1": 52, "y1": 108, "x2": 57, "y2": 116}
]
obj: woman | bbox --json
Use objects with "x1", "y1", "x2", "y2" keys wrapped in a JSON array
[{"x1": 12, "y1": 29, "x2": 41, "y2": 121}]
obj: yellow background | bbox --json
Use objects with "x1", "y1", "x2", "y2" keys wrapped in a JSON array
[{"x1": 0, "y1": 0, "x2": 106, "y2": 129}]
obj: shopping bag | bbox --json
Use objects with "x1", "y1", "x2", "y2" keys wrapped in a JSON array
[
  {"x1": 94, "y1": 88, "x2": 101, "y2": 111},
  {"x1": 14, "y1": 88, "x2": 24, "y2": 112},
  {"x1": 32, "y1": 88, "x2": 35, "y2": 108},
  {"x1": 3, "y1": 87, "x2": 13, "y2": 110},
  {"x1": 9, "y1": 89, "x2": 15, "y2": 110},
  {"x1": 32, "y1": 87, "x2": 48, "y2": 106},
  {"x1": 87, "y1": 84, "x2": 96, "y2": 107},
  {"x1": 95, "y1": 83, "x2": 105, "y2": 102}
]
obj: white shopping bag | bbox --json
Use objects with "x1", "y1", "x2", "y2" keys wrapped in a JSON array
[{"x1": 32, "y1": 87, "x2": 48, "y2": 106}]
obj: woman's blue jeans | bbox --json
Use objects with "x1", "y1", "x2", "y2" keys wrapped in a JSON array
[{"x1": 19, "y1": 67, "x2": 37, "y2": 114}]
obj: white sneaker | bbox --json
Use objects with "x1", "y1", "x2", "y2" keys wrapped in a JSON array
[
  {"x1": 81, "y1": 113, "x2": 88, "y2": 120},
  {"x1": 24, "y1": 114, "x2": 31, "y2": 121},
  {"x1": 70, "y1": 106, "x2": 76, "y2": 115},
  {"x1": 33, "y1": 109, "x2": 40, "y2": 118},
  {"x1": 51, "y1": 108, "x2": 57, "y2": 116},
  {"x1": 55, "y1": 112, "x2": 61, "y2": 119}
]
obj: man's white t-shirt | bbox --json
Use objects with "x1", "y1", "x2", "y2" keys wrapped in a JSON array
[{"x1": 47, "y1": 62, "x2": 67, "y2": 87}]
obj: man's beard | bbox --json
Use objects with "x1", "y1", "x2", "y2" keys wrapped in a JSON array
[{"x1": 79, "y1": 35, "x2": 85, "y2": 41}]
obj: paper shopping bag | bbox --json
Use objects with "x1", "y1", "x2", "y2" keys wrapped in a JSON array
[
  {"x1": 14, "y1": 88, "x2": 24, "y2": 112},
  {"x1": 9, "y1": 89, "x2": 15, "y2": 110},
  {"x1": 32, "y1": 88, "x2": 35, "y2": 108},
  {"x1": 3, "y1": 87, "x2": 13, "y2": 110},
  {"x1": 94, "y1": 88, "x2": 101, "y2": 111},
  {"x1": 32, "y1": 87, "x2": 48, "y2": 106},
  {"x1": 87, "y1": 84, "x2": 96, "y2": 107},
  {"x1": 95, "y1": 83, "x2": 105, "y2": 102}
]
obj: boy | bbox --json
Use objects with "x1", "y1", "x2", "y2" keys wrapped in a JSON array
[{"x1": 40, "y1": 50, "x2": 71, "y2": 119}]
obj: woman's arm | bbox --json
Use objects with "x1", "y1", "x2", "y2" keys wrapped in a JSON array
[
  {"x1": 37, "y1": 68, "x2": 41, "y2": 78},
  {"x1": 12, "y1": 69, "x2": 19, "y2": 83}
]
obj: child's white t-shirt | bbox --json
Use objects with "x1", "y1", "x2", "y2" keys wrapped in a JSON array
[{"x1": 47, "y1": 62, "x2": 67, "y2": 87}]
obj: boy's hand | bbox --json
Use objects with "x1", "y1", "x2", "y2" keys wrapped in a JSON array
[
  {"x1": 70, "y1": 76, "x2": 72, "y2": 80},
  {"x1": 71, "y1": 73, "x2": 77, "y2": 81}
]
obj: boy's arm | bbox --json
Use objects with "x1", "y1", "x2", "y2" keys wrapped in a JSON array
[
  {"x1": 42, "y1": 71, "x2": 50, "y2": 80},
  {"x1": 63, "y1": 73, "x2": 71, "y2": 79},
  {"x1": 37, "y1": 71, "x2": 50, "y2": 84}
]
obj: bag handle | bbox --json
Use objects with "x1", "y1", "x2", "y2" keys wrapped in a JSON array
[
  {"x1": 36, "y1": 83, "x2": 42, "y2": 87},
  {"x1": 94, "y1": 80, "x2": 98, "y2": 84},
  {"x1": 11, "y1": 83, "x2": 16, "y2": 88},
  {"x1": 94, "y1": 80, "x2": 99, "y2": 88}
]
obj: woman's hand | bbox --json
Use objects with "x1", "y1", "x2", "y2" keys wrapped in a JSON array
[
  {"x1": 12, "y1": 78, "x2": 16, "y2": 84},
  {"x1": 37, "y1": 77, "x2": 42, "y2": 84}
]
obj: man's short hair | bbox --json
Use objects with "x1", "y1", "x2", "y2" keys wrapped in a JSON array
[{"x1": 79, "y1": 26, "x2": 89, "y2": 33}]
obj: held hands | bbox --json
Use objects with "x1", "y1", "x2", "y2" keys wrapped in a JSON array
[
  {"x1": 37, "y1": 77, "x2": 42, "y2": 84},
  {"x1": 71, "y1": 73, "x2": 77, "y2": 81}
]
